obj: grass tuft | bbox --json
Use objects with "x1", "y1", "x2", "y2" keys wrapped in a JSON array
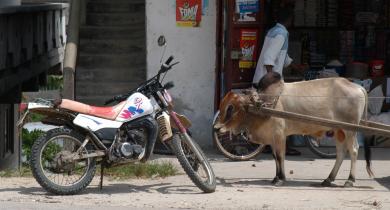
[
  {"x1": 0, "y1": 166, "x2": 32, "y2": 178},
  {"x1": 105, "y1": 161, "x2": 178, "y2": 180},
  {"x1": 0, "y1": 162, "x2": 178, "y2": 180}
]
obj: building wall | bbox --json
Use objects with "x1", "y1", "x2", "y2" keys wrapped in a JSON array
[
  {"x1": 0, "y1": 0, "x2": 21, "y2": 7},
  {"x1": 146, "y1": 0, "x2": 216, "y2": 147}
]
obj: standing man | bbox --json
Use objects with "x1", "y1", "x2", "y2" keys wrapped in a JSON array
[
  {"x1": 254, "y1": 7, "x2": 303, "y2": 156},
  {"x1": 253, "y1": 7, "x2": 298, "y2": 84}
]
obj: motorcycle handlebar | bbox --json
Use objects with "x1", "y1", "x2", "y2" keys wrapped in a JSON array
[{"x1": 165, "y1": 56, "x2": 174, "y2": 65}]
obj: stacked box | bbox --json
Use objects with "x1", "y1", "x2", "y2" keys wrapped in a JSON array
[
  {"x1": 339, "y1": 31, "x2": 355, "y2": 64},
  {"x1": 316, "y1": 0, "x2": 327, "y2": 27},
  {"x1": 327, "y1": 0, "x2": 338, "y2": 27},
  {"x1": 305, "y1": 0, "x2": 317, "y2": 27},
  {"x1": 339, "y1": 0, "x2": 354, "y2": 29},
  {"x1": 294, "y1": 0, "x2": 305, "y2": 26}
]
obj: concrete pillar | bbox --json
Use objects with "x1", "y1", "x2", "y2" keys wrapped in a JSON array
[
  {"x1": 63, "y1": 0, "x2": 80, "y2": 100},
  {"x1": 0, "y1": 0, "x2": 21, "y2": 7}
]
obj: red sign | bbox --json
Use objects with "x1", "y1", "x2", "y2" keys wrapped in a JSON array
[
  {"x1": 176, "y1": 0, "x2": 202, "y2": 27},
  {"x1": 239, "y1": 29, "x2": 258, "y2": 68}
]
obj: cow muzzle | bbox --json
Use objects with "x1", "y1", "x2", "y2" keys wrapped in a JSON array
[{"x1": 213, "y1": 122, "x2": 228, "y2": 133}]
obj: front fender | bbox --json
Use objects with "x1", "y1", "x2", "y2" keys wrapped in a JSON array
[{"x1": 170, "y1": 113, "x2": 192, "y2": 130}]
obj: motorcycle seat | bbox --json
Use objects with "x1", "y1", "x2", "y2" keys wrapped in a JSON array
[{"x1": 58, "y1": 99, "x2": 126, "y2": 120}]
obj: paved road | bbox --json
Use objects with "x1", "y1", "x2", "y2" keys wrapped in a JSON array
[{"x1": 0, "y1": 148, "x2": 389, "y2": 210}]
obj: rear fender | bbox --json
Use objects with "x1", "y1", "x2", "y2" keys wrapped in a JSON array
[{"x1": 18, "y1": 106, "x2": 76, "y2": 128}]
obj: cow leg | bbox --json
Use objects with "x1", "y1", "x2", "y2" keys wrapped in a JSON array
[
  {"x1": 344, "y1": 133, "x2": 359, "y2": 188},
  {"x1": 321, "y1": 141, "x2": 345, "y2": 187},
  {"x1": 271, "y1": 152, "x2": 281, "y2": 184},
  {"x1": 271, "y1": 137, "x2": 286, "y2": 186}
]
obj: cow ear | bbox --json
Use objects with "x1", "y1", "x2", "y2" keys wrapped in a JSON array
[{"x1": 224, "y1": 104, "x2": 234, "y2": 122}]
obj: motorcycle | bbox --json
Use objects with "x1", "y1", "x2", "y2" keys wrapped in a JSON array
[{"x1": 18, "y1": 36, "x2": 216, "y2": 195}]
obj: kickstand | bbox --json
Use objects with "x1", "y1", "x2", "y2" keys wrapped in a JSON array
[{"x1": 99, "y1": 162, "x2": 105, "y2": 190}]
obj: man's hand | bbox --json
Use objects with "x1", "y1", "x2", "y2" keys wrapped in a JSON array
[{"x1": 265, "y1": 65, "x2": 273, "y2": 73}]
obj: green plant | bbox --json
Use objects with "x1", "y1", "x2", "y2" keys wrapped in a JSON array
[
  {"x1": 40, "y1": 75, "x2": 63, "y2": 91},
  {"x1": 28, "y1": 113, "x2": 45, "y2": 122},
  {"x1": 22, "y1": 128, "x2": 45, "y2": 163},
  {"x1": 105, "y1": 161, "x2": 178, "y2": 179}
]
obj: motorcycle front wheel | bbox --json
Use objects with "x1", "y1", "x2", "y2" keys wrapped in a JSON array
[
  {"x1": 169, "y1": 133, "x2": 216, "y2": 193},
  {"x1": 30, "y1": 128, "x2": 96, "y2": 195}
]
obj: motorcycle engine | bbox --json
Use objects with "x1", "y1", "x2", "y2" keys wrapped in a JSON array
[{"x1": 112, "y1": 128, "x2": 147, "y2": 160}]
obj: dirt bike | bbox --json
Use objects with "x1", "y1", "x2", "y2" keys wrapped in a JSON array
[
  {"x1": 18, "y1": 36, "x2": 216, "y2": 195},
  {"x1": 212, "y1": 110, "x2": 336, "y2": 161}
]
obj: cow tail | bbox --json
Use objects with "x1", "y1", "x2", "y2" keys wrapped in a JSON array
[
  {"x1": 364, "y1": 136, "x2": 374, "y2": 178},
  {"x1": 360, "y1": 86, "x2": 374, "y2": 178}
]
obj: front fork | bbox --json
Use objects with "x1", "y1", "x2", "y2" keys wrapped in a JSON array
[{"x1": 168, "y1": 111, "x2": 206, "y2": 162}]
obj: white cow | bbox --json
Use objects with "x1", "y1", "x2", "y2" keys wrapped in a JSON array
[{"x1": 215, "y1": 73, "x2": 373, "y2": 187}]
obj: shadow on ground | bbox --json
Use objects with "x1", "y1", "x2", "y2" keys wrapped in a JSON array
[
  {"x1": 216, "y1": 177, "x2": 388, "y2": 192},
  {"x1": 0, "y1": 182, "x2": 204, "y2": 196},
  {"x1": 207, "y1": 148, "x2": 390, "y2": 162},
  {"x1": 375, "y1": 176, "x2": 390, "y2": 191}
]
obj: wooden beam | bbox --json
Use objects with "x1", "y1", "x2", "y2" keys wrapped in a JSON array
[
  {"x1": 249, "y1": 106, "x2": 390, "y2": 138},
  {"x1": 0, "y1": 48, "x2": 63, "y2": 96}
]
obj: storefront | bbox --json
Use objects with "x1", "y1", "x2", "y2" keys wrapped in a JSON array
[{"x1": 216, "y1": 0, "x2": 390, "y2": 147}]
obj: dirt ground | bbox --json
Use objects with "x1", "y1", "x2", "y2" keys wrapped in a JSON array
[{"x1": 0, "y1": 148, "x2": 389, "y2": 210}]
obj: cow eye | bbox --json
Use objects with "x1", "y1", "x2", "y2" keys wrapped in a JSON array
[{"x1": 225, "y1": 105, "x2": 234, "y2": 122}]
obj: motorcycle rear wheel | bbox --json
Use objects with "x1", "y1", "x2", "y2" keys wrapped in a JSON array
[
  {"x1": 30, "y1": 128, "x2": 96, "y2": 195},
  {"x1": 169, "y1": 134, "x2": 216, "y2": 193}
]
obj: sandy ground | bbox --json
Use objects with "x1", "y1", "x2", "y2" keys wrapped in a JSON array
[{"x1": 0, "y1": 148, "x2": 389, "y2": 210}]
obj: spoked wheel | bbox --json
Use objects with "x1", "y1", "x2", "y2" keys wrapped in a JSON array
[
  {"x1": 213, "y1": 111, "x2": 264, "y2": 161},
  {"x1": 170, "y1": 134, "x2": 216, "y2": 193},
  {"x1": 30, "y1": 128, "x2": 96, "y2": 195},
  {"x1": 305, "y1": 135, "x2": 337, "y2": 159}
]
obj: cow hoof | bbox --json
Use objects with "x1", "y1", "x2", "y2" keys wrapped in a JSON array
[
  {"x1": 321, "y1": 179, "x2": 332, "y2": 187},
  {"x1": 274, "y1": 179, "x2": 284, "y2": 186},
  {"x1": 271, "y1": 177, "x2": 279, "y2": 184},
  {"x1": 271, "y1": 177, "x2": 284, "y2": 186},
  {"x1": 344, "y1": 180, "x2": 354, "y2": 188}
]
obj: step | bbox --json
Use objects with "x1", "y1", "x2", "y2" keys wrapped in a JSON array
[
  {"x1": 79, "y1": 39, "x2": 145, "y2": 54},
  {"x1": 77, "y1": 53, "x2": 146, "y2": 69},
  {"x1": 75, "y1": 95, "x2": 112, "y2": 106},
  {"x1": 87, "y1": 1, "x2": 145, "y2": 13},
  {"x1": 75, "y1": 81, "x2": 140, "y2": 98},
  {"x1": 75, "y1": 96, "x2": 112, "y2": 106},
  {"x1": 86, "y1": 13, "x2": 145, "y2": 26},
  {"x1": 80, "y1": 25, "x2": 145, "y2": 40},
  {"x1": 76, "y1": 67, "x2": 146, "y2": 83}
]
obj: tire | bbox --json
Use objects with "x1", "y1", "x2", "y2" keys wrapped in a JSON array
[
  {"x1": 30, "y1": 128, "x2": 96, "y2": 195},
  {"x1": 170, "y1": 134, "x2": 216, "y2": 193},
  {"x1": 305, "y1": 135, "x2": 337, "y2": 159},
  {"x1": 212, "y1": 111, "x2": 264, "y2": 161}
]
